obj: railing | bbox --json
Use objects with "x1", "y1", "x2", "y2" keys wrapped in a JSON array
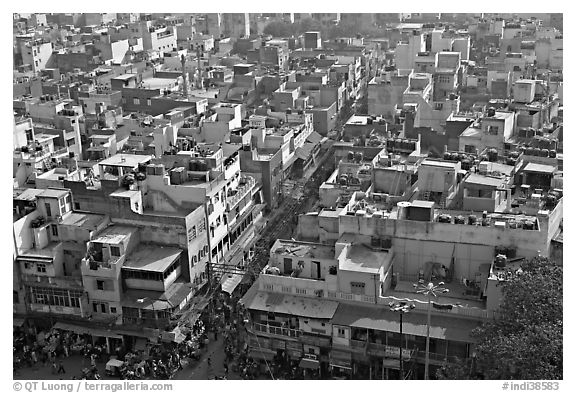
[
  {"x1": 415, "y1": 350, "x2": 461, "y2": 364},
  {"x1": 350, "y1": 339, "x2": 368, "y2": 349},
  {"x1": 299, "y1": 333, "x2": 331, "y2": 347},
  {"x1": 252, "y1": 322, "x2": 302, "y2": 338},
  {"x1": 227, "y1": 176, "x2": 256, "y2": 210},
  {"x1": 368, "y1": 342, "x2": 414, "y2": 360}
]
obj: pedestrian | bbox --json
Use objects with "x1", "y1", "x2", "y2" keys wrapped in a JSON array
[
  {"x1": 224, "y1": 361, "x2": 229, "y2": 376},
  {"x1": 90, "y1": 353, "x2": 97, "y2": 368},
  {"x1": 57, "y1": 361, "x2": 66, "y2": 374},
  {"x1": 51, "y1": 361, "x2": 58, "y2": 375}
]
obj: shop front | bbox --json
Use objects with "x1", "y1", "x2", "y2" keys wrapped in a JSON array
[{"x1": 329, "y1": 350, "x2": 352, "y2": 379}]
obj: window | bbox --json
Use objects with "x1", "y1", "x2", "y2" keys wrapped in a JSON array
[
  {"x1": 350, "y1": 282, "x2": 366, "y2": 295},
  {"x1": 51, "y1": 224, "x2": 58, "y2": 237},
  {"x1": 188, "y1": 226, "x2": 197, "y2": 242},
  {"x1": 464, "y1": 145, "x2": 476, "y2": 154},
  {"x1": 487, "y1": 125, "x2": 499, "y2": 135},
  {"x1": 74, "y1": 202, "x2": 80, "y2": 210},
  {"x1": 37, "y1": 264, "x2": 46, "y2": 273},
  {"x1": 434, "y1": 103, "x2": 443, "y2": 110},
  {"x1": 198, "y1": 220, "x2": 206, "y2": 233},
  {"x1": 45, "y1": 203, "x2": 52, "y2": 217},
  {"x1": 24, "y1": 262, "x2": 31, "y2": 270},
  {"x1": 147, "y1": 98, "x2": 151, "y2": 106},
  {"x1": 100, "y1": 303, "x2": 107, "y2": 313},
  {"x1": 133, "y1": 98, "x2": 140, "y2": 105},
  {"x1": 96, "y1": 280, "x2": 104, "y2": 290},
  {"x1": 110, "y1": 307, "x2": 117, "y2": 314},
  {"x1": 110, "y1": 246, "x2": 120, "y2": 257},
  {"x1": 337, "y1": 328, "x2": 346, "y2": 337}
]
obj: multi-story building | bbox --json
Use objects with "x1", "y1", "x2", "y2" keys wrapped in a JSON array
[
  {"x1": 20, "y1": 39, "x2": 53, "y2": 73},
  {"x1": 243, "y1": 180, "x2": 562, "y2": 378}
]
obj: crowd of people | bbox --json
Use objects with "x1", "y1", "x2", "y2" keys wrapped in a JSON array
[{"x1": 13, "y1": 284, "x2": 324, "y2": 380}]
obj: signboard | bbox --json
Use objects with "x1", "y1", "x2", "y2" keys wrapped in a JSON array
[{"x1": 384, "y1": 345, "x2": 412, "y2": 359}]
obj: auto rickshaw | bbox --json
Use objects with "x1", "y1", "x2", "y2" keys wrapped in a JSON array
[{"x1": 105, "y1": 358, "x2": 124, "y2": 377}]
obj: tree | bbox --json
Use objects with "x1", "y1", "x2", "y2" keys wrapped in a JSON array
[
  {"x1": 262, "y1": 21, "x2": 293, "y2": 37},
  {"x1": 438, "y1": 257, "x2": 563, "y2": 380}
]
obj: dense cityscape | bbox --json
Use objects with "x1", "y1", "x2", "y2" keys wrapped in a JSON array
[{"x1": 12, "y1": 12, "x2": 562, "y2": 381}]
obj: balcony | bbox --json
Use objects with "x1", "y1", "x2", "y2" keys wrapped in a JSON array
[
  {"x1": 252, "y1": 322, "x2": 302, "y2": 339},
  {"x1": 226, "y1": 175, "x2": 256, "y2": 211},
  {"x1": 21, "y1": 274, "x2": 83, "y2": 289},
  {"x1": 299, "y1": 332, "x2": 331, "y2": 347},
  {"x1": 81, "y1": 255, "x2": 124, "y2": 278},
  {"x1": 350, "y1": 338, "x2": 368, "y2": 350},
  {"x1": 367, "y1": 342, "x2": 415, "y2": 360},
  {"x1": 414, "y1": 350, "x2": 460, "y2": 364}
]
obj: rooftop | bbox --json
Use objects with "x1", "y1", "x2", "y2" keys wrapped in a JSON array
[
  {"x1": 60, "y1": 212, "x2": 107, "y2": 229},
  {"x1": 338, "y1": 241, "x2": 391, "y2": 274},
  {"x1": 244, "y1": 291, "x2": 340, "y2": 320},
  {"x1": 332, "y1": 302, "x2": 481, "y2": 343},
  {"x1": 421, "y1": 159, "x2": 459, "y2": 169},
  {"x1": 123, "y1": 245, "x2": 183, "y2": 272},
  {"x1": 99, "y1": 153, "x2": 153, "y2": 168},
  {"x1": 92, "y1": 226, "x2": 138, "y2": 245},
  {"x1": 14, "y1": 188, "x2": 69, "y2": 201},
  {"x1": 464, "y1": 173, "x2": 508, "y2": 188},
  {"x1": 272, "y1": 240, "x2": 335, "y2": 260},
  {"x1": 523, "y1": 162, "x2": 556, "y2": 174}
]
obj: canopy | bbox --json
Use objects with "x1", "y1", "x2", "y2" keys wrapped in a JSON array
[
  {"x1": 106, "y1": 359, "x2": 124, "y2": 368},
  {"x1": 221, "y1": 273, "x2": 243, "y2": 295},
  {"x1": 13, "y1": 318, "x2": 25, "y2": 327},
  {"x1": 299, "y1": 358, "x2": 320, "y2": 369},
  {"x1": 52, "y1": 322, "x2": 123, "y2": 339}
]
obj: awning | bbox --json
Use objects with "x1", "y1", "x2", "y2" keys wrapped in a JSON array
[
  {"x1": 381, "y1": 358, "x2": 401, "y2": 370},
  {"x1": 221, "y1": 273, "x2": 243, "y2": 295},
  {"x1": 248, "y1": 349, "x2": 275, "y2": 361},
  {"x1": 331, "y1": 303, "x2": 480, "y2": 343},
  {"x1": 244, "y1": 291, "x2": 340, "y2": 319},
  {"x1": 299, "y1": 358, "x2": 320, "y2": 369},
  {"x1": 52, "y1": 322, "x2": 123, "y2": 339},
  {"x1": 13, "y1": 318, "x2": 25, "y2": 327},
  {"x1": 134, "y1": 338, "x2": 147, "y2": 351}
]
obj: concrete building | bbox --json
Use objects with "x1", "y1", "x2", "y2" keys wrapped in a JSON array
[{"x1": 459, "y1": 109, "x2": 515, "y2": 155}]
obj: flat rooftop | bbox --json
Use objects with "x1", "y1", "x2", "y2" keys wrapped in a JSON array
[
  {"x1": 339, "y1": 242, "x2": 391, "y2": 273},
  {"x1": 60, "y1": 212, "x2": 107, "y2": 229},
  {"x1": 123, "y1": 245, "x2": 183, "y2": 272},
  {"x1": 112, "y1": 73, "x2": 137, "y2": 81},
  {"x1": 99, "y1": 153, "x2": 153, "y2": 168},
  {"x1": 421, "y1": 159, "x2": 459, "y2": 169},
  {"x1": 465, "y1": 173, "x2": 508, "y2": 188},
  {"x1": 141, "y1": 77, "x2": 177, "y2": 90},
  {"x1": 92, "y1": 226, "x2": 138, "y2": 244},
  {"x1": 14, "y1": 188, "x2": 69, "y2": 201},
  {"x1": 272, "y1": 240, "x2": 335, "y2": 260},
  {"x1": 523, "y1": 162, "x2": 556, "y2": 174}
]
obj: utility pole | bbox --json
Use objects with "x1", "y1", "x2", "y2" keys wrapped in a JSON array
[
  {"x1": 389, "y1": 301, "x2": 415, "y2": 379},
  {"x1": 414, "y1": 280, "x2": 449, "y2": 380}
]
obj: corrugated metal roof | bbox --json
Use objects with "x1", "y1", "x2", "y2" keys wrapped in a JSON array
[{"x1": 245, "y1": 291, "x2": 339, "y2": 319}]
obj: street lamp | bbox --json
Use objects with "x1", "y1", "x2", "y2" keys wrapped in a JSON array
[
  {"x1": 389, "y1": 301, "x2": 415, "y2": 380},
  {"x1": 414, "y1": 280, "x2": 449, "y2": 380}
]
